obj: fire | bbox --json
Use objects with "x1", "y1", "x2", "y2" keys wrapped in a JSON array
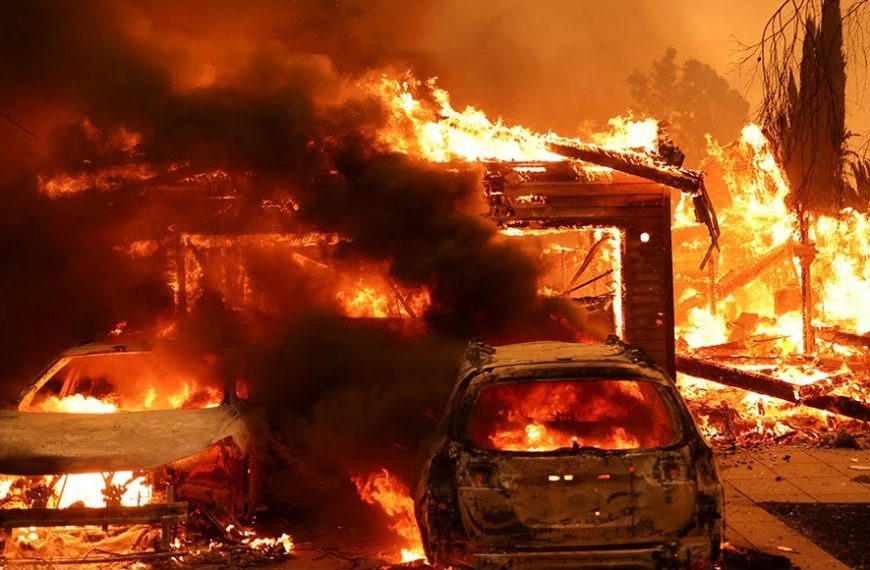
[
  {"x1": 37, "y1": 393, "x2": 118, "y2": 414},
  {"x1": 336, "y1": 277, "x2": 431, "y2": 319},
  {"x1": 54, "y1": 472, "x2": 152, "y2": 509},
  {"x1": 353, "y1": 469, "x2": 426, "y2": 564},
  {"x1": 469, "y1": 380, "x2": 675, "y2": 452},
  {"x1": 369, "y1": 74, "x2": 659, "y2": 164},
  {"x1": 674, "y1": 122, "x2": 870, "y2": 441},
  {"x1": 0, "y1": 471, "x2": 153, "y2": 509}
]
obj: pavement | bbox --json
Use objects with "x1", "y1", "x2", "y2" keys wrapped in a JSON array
[
  {"x1": 260, "y1": 447, "x2": 870, "y2": 570},
  {"x1": 719, "y1": 446, "x2": 870, "y2": 569}
]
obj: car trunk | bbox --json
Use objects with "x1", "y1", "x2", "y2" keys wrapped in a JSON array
[{"x1": 455, "y1": 446, "x2": 698, "y2": 549}]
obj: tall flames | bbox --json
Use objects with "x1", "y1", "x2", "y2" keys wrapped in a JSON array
[
  {"x1": 12, "y1": 65, "x2": 870, "y2": 562},
  {"x1": 674, "y1": 123, "x2": 870, "y2": 442},
  {"x1": 368, "y1": 75, "x2": 660, "y2": 163},
  {"x1": 353, "y1": 469, "x2": 426, "y2": 564}
]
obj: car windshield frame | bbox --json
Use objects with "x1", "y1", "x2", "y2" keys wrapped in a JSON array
[{"x1": 17, "y1": 349, "x2": 227, "y2": 412}]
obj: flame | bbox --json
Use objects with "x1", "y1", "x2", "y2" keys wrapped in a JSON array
[
  {"x1": 353, "y1": 469, "x2": 426, "y2": 563},
  {"x1": 470, "y1": 380, "x2": 675, "y2": 452},
  {"x1": 675, "y1": 123, "x2": 870, "y2": 441},
  {"x1": 54, "y1": 472, "x2": 152, "y2": 509},
  {"x1": 677, "y1": 123, "x2": 870, "y2": 349},
  {"x1": 37, "y1": 394, "x2": 118, "y2": 414},
  {"x1": 369, "y1": 74, "x2": 658, "y2": 164},
  {"x1": 491, "y1": 421, "x2": 641, "y2": 452}
]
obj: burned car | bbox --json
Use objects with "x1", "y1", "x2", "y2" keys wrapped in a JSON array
[
  {"x1": 0, "y1": 341, "x2": 262, "y2": 556},
  {"x1": 415, "y1": 338, "x2": 722, "y2": 569}
]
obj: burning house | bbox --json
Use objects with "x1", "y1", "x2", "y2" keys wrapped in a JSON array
[{"x1": 1, "y1": 1, "x2": 870, "y2": 568}]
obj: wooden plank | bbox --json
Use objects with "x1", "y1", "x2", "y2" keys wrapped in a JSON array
[
  {"x1": 0, "y1": 502, "x2": 188, "y2": 528},
  {"x1": 543, "y1": 195, "x2": 663, "y2": 208},
  {"x1": 545, "y1": 138, "x2": 704, "y2": 193},
  {"x1": 675, "y1": 354, "x2": 870, "y2": 421},
  {"x1": 5, "y1": 551, "x2": 190, "y2": 565},
  {"x1": 814, "y1": 327, "x2": 870, "y2": 350}
]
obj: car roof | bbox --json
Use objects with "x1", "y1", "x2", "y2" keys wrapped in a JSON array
[
  {"x1": 488, "y1": 341, "x2": 628, "y2": 367},
  {"x1": 460, "y1": 338, "x2": 669, "y2": 384},
  {"x1": 60, "y1": 341, "x2": 153, "y2": 357}
]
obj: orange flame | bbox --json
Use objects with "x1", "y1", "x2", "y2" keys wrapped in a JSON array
[
  {"x1": 368, "y1": 74, "x2": 658, "y2": 164},
  {"x1": 353, "y1": 469, "x2": 426, "y2": 563}
]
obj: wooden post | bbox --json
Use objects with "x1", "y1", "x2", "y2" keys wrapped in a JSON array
[
  {"x1": 797, "y1": 211, "x2": 816, "y2": 353},
  {"x1": 161, "y1": 481, "x2": 176, "y2": 552},
  {"x1": 174, "y1": 232, "x2": 188, "y2": 315},
  {"x1": 707, "y1": 250, "x2": 718, "y2": 316}
]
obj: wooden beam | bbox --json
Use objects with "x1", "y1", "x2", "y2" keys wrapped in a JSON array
[
  {"x1": 4, "y1": 551, "x2": 189, "y2": 565},
  {"x1": 677, "y1": 240, "x2": 793, "y2": 313},
  {"x1": 545, "y1": 138, "x2": 703, "y2": 193},
  {"x1": 676, "y1": 354, "x2": 799, "y2": 402},
  {"x1": 675, "y1": 354, "x2": 870, "y2": 421}
]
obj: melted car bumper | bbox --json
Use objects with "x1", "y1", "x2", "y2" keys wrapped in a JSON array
[{"x1": 471, "y1": 537, "x2": 716, "y2": 570}]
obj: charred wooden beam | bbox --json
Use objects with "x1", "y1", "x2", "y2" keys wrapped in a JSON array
[
  {"x1": 545, "y1": 137, "x2": 720, "y2": 269},
  {"x1": 675, "y1": 353, "x2": 870, "y2": 421},
  {"x1": 4, "y1": 551, "x2": 189, "y2": 565},
  {"x1": 814, "y1": 326, "x2": 870, "y2": 350},
  {"x1": 545, "y1": 138, "x2": 703, "y2": 193},
  {"x1": 676, "y1": 354, "x2": 798, "y2": 402},
  {"x1": 678, "y1": 240, "x2": 793, "y2": 313},
  {"x1": 0, "y1": 502, "x2": 188, "y2": 528}
]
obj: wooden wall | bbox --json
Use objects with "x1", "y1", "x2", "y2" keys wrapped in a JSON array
[{"x1": 495, "y1": 173, "x2": 676, "y2": 377}]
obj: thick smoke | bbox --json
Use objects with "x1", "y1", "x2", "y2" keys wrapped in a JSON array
[{"x1": 0, "y1": 1, "x2": 590, "y2": 532}]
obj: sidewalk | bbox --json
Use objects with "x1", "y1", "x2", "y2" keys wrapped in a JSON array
[{"x1": 720, "y1": 446, "x2": 870, "y2": 569}]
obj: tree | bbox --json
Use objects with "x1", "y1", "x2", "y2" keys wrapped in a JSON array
[
  {"x1": 628, "y1": 48, "x2": 750, "y2": 166},
  {"x1": 746, "y1": 0, "x2": 870, "y2": 213}
]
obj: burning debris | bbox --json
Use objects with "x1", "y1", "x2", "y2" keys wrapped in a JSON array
[
  {"x1": 1, "y1": 1, "x2": 869, "y2": 567},
  {"x1": 673, "y1": 125, "x2": 870, "y2": 445}
]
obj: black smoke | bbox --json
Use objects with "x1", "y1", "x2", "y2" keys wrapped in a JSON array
[{"x1": 0, "y1": 1, "x2": 588, "y2": 534}]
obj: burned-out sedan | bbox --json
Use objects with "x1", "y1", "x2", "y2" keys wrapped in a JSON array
[
  {"x1": 415, "y1": 338, "x2": 723, "y2": 570},
  {"x1": 0, "y1": 342, "x2": 261, "y2": 529}
]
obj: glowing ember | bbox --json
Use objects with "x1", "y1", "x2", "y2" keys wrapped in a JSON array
[{"x1": 353, "y1": 469, "x2": 426, "y2": 563}]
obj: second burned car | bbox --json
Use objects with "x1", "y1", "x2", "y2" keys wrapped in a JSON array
[{"x1": 415, "y1": 338, "x2": 723, "y2": 570}]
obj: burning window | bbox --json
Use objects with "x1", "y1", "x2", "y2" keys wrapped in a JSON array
[
  {"x1": 467, "y1": 379, "x2": 676, "y2": 452},
  {"x1": 502, "y1": 227, "x2": 624, "y2": 338},
  {"x1": 21, "y1": 351, "x2": 224, "y2": 413}
]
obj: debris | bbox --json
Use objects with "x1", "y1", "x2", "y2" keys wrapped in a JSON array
[
  {"x1": 676, "y1": 353, "x2": 870, "y2": 421},
  {"x1": 832, "y1": 430, "x2": 861, "y2": 449},
  {"x1": 776, "y1": 545, "x2": 797, "y2": 553}
]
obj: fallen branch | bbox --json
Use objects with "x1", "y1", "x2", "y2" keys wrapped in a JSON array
[{"x1": 814, "y1": 326, "x2": 870, "y2": 351}]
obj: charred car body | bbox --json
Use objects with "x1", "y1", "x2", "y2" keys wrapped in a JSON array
[
  {"x1": 0, "y1": 341, "x2": 261, "y2": 547},
  {"x1": 415, "y1": 338, "x2": 722, "y2": 569}
]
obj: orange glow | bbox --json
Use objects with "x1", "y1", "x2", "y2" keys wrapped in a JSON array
[
  {"x1": 368, "y1": 74, "x2": 658, "y2": 164},
  {"x1": 353, "y1": 469, "x2": 426, "y2": 563},
  {"x1": 469, "y1": 380, "x2": 675, "y2": 452}
]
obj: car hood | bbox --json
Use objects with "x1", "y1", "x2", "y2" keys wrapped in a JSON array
[{"x1": 0, "y1": 404, "x2": 249, "y2": 475}]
